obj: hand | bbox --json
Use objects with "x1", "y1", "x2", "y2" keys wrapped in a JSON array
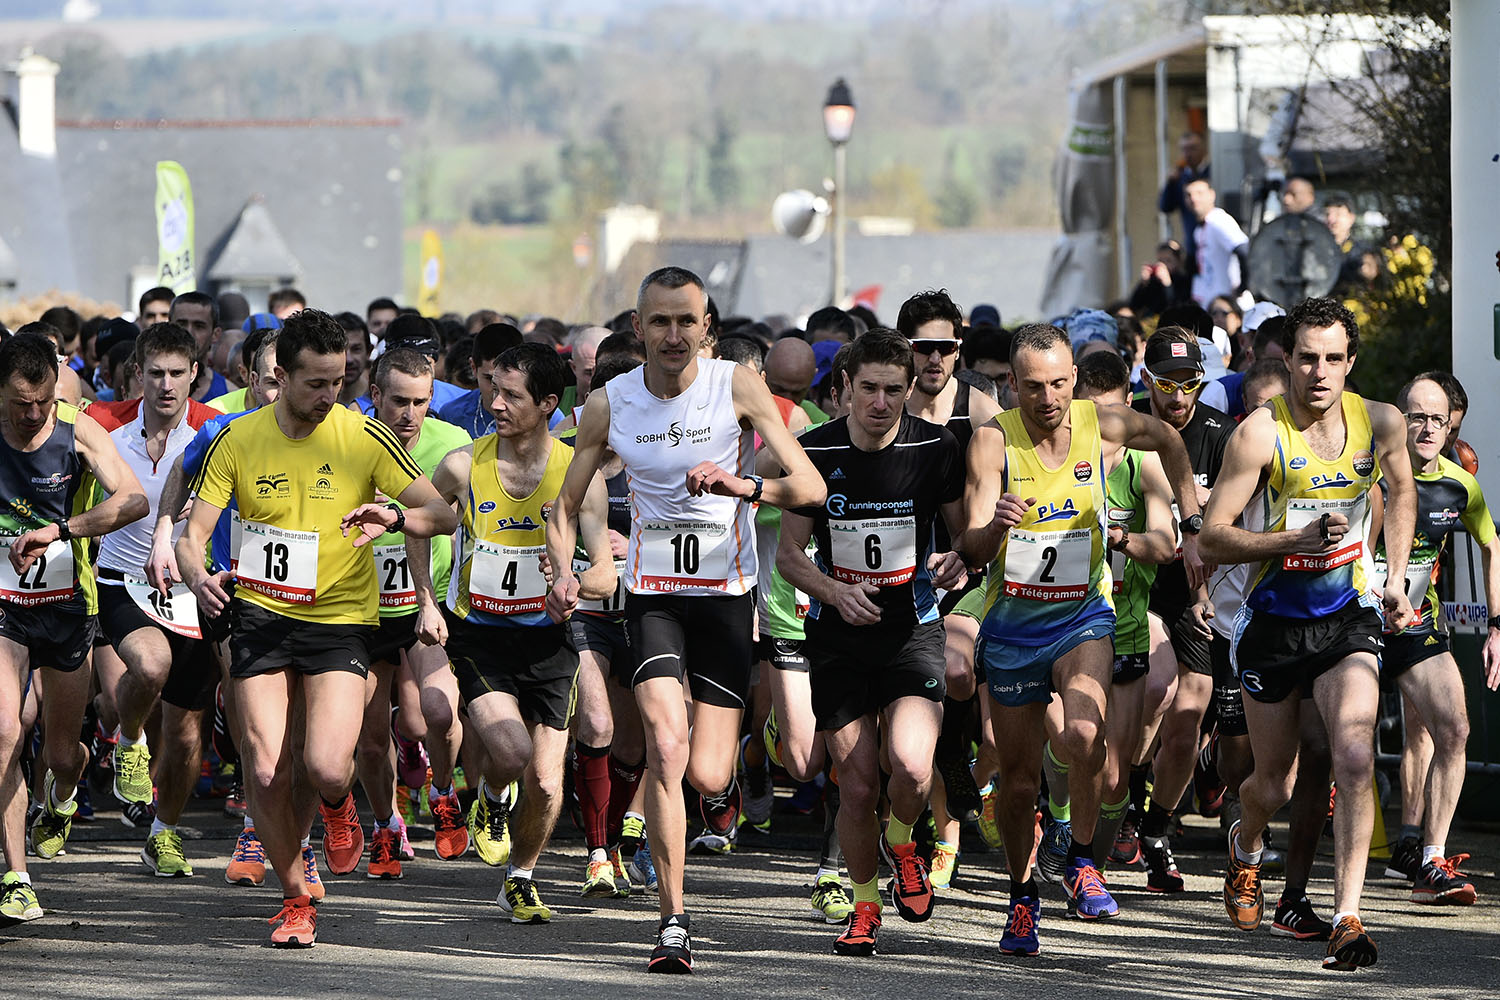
[
  {"x1": 608, "y1": 529, "x2": 629, "y2": 559},
  {"x1": 146, "y1": 536, "x2": 181, "y2": 596},
  {"x1": 416, "y1": 601, "x2": 447, "y2": 646},
  {"x1": 1189, "y1": 599, "x2": 1215, "y2": 639},
  {"x1": 927, "y1": 550, "x2": 968, "y2": 591},
  {"x1": 1195, "y1": 483, "x2": 1211, "y2": 509},
  {"x1": 1106, "y1": 524, "x2": 1125, "y2": 551},
  {"x1": 990, "y1": 494, "x2": 1036, "y2": 534},
  {"x1": 1182, "y1": 534, "x2": 1214, "y2": 590},
  {"x1": 830, "y1": 580, "x2": 882, "y2": 626},
  {"x1": 190, "y1": 570, "x2": 235, "y2": 618},
  {"x1": 1382, "y1": 584, "x2": 1415, "y2": 633},
  {"x1": 1155, "y1": 262, "x2": 1173, "y2": 287},
  {"x1": 1297, "y1": 511, "x2": 1349, "y2": 553},
  {"x1": 539, "y1": 550, "x2": 555, "y2": 588},
  {"x1": 1483, "y1": 629, "x2": 1500, "y2": 691},
  {"x1": 686, "y1": 462, "x2": 753, "y2": 499},
  {"x1": 546, "y1": 574, "x2": 581, "y2": 623},
  {"x1": 340, "y1": 503, "x2": 398, "y2": 548},
  {"x1": 8, "y1": 524, "x2": 60, "y2": 575}
]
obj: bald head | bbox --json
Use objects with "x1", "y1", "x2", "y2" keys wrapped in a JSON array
[
  {"x1": 764, "y1": 338, "x2": 816, "y2": 403},
  {"x1": 571, "y1": 325, "x2": 611, "y2": 402}
]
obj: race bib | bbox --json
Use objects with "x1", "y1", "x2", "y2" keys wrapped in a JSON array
[
  {"x1": 1107, "y1": 507, "x2": 1133, "y2": 597},
  {"x1": 1283, "y1": 496, "x2": 1367, "y2": 572},
  {"x1": 637, "y1": 520, "x2": 734, "y2": 592},
  {"x1": 574, "y1": 556, "x2": 626, "y2": 614},
  {"x1": 124, "y1": 575, "x2": 202, "y2": 639},
  {"x1": 470, "y1": 541, "x2": 547, "y2": 615},
  {"x1": 1003, "y1": 527, "x2": 1092, "y2": 601},
  {"x1": 228, "y1": 510, "x2": 244, "y2": 572},
  {"x1": 0, "y1": 535, "x2": 75, "y2": 606},
  {"x1": 375, "y1": 543, "x2": 415, "y2": 611},
  {"x1": 236, "y1": 521, "x2": 319, "y2": 604},
  {"x1": 1371, "y1": 555, "x2": 1436, "y2": 612},
  {"x1": 828, "y1": 517, "x2": 917, "y2": 586}
]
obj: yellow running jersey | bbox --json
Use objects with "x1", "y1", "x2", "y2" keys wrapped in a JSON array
[
  {"x1": 191, "y1": 403, "x2": 423, "y2": 625},
  {"x1": 979, "y1": 399, "x2": 1113, "y2": 644},
  {"x1": 448, "y1": 433, "x2": 573, "y2": 628},
  {"x1": 1245, "y1": 392, "x2": 1379, "y2": 620}
]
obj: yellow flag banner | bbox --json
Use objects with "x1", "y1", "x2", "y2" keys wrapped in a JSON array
[
  {"x1": 155, "y1": 160, "x2": 196, "y2": 293},
  {"x1": 418, "y1": 228, "x2": 442, "y2": 317}
]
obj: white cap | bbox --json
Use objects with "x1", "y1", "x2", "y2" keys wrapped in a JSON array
[{"x1": 1242, "y1": 300, "x2": 1286, "y2": 333}]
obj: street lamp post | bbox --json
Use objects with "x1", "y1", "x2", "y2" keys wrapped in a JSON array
[{"x1": 823, "y1": 78, "x2": 855, "y2": 307}]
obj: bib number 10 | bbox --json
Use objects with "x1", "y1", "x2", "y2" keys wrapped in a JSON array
[{"x1": 670, "y1": 533, "x2": 700, "y2": 575}]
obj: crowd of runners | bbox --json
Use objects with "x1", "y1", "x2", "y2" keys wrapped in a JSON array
[{"x1": 0, "y1": 266, "x2": 1492, "y2": 976}]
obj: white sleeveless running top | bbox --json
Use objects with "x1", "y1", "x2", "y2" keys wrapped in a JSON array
[{"x1": 607, "y1": 357, "x2": 757, "y2": 596}]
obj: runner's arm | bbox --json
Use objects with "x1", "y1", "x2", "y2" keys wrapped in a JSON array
[
  {"x1": 1126, "y1": 450, "x2": 1180, "y2": 565},
  {"x1": 726, "y1": 364, "x2": 826, "y2": 510},
  {"x1": 573, "y1": 472, "x2": 617, "y2": 601},
  {"x1": 1370, "y1": 401, "x2": 1417, "y2": 630},
  {"x1": 546, "y1": 390, "x2": 610, "y2": 597},
  {"x1": 145, "y1": 454, "x2": 190, "y2": 593},
  {"x1": 175, "y1": 494, "x2": 233, "y2": 616},
  {"x1": 407, "y1": 448, "x2": 469, "y2": 614},
  {"x1": 953, "y1": 422, "x2": 1030, "y2": 569},
  {"x1": 68, "y1": 409, "x2": 150, "y2": 537},
  {"x1": 1098, "y1": 403, "x2": 1208, "y2": 585},
  {"x1": 776, "y1": 509, "x2": 881, "y2": 626},
  {"x1": 1200, "y1": 410, "x2": 1328, "y2": 563},
  {"x1": 1479, "y1": 533, "x2": 1500, "y2": 690}
]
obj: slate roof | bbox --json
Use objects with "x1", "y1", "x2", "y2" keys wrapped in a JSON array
[{"x1": 206, "y1": 195, "x2": 303, "y2": 282}]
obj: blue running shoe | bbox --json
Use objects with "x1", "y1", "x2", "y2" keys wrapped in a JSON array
[
  {"x1": 999, "y1": 895, "x2": 1041, "y2": 956},
  {"x1": 1064, "y1": 860, "x2": 1118, "y2": 919},
  {"x1": 628, "y1": 836, "x2": 659, "y2": 891},
  {"x1": 1035, "y1": 820, "x2": 1070, "y2": 885}
]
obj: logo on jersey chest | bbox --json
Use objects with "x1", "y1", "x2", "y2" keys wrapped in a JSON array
[
  {"x1": 491, "y1": 514, "x2": 543, "y2": 534},
  {"x1": 1428, "y1": 507, "x2": 1460, "y2": 528},
  {"x1": 1307, "y1": 472, "x2": 1354, "y2": 491},
  {"x1": 1073, "y1": 461, "x2": 1092, "y2": 482},
  {"x1": 28, "y1": 472, "x2": 71, "y2": 494},
  {"x1": 1035, "y1": 499, "x2": 1077, "y2": 524},
  {"x1": 1289, "y1": 456, "x2": 1308, "y2": 470},
  {"x1": 256, "y1": 473, "x2": 290, "y2": 498},
  {"x1": 636, "y1": 420, "x2": 712, "y2": 447},
  {"x1": 1352, "y1": 450, "x2": 1375, "y2": 477}
]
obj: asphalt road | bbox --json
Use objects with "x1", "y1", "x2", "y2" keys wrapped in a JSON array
[{"x1": 3, "y1": 798, "x2": 1496, "y2": 1000}]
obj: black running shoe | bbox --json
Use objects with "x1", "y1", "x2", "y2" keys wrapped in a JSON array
[
  {"x1": 1141, "y1": 836, "x2": 1184, "y2": 893},
  {"x1": 935, "y1": 752, "x2": 982, "y2": 820},
  {"x1": 1271, "y1": 894, "x2": 1332, "y2": 940},
  {"x1": 649, "y1": 914, "x2": 692, "y2": 974},
  {"x1": 1383, "y1": 835, "x2": 1421, "y2": 881}
]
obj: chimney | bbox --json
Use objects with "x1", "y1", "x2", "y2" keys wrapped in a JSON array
[{"x1": 10, "y1": 48, "x2": 59, "y2": 158}]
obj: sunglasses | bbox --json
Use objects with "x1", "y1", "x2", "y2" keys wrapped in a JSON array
[
  {"x1": 910, "y1": 339, "x2": 959, "y2": 357},
  {"x1": 1151, "y1": 375, "x2": 1203, "y2": 395}
]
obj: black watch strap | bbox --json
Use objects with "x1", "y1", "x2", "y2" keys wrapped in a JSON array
[
  {"x1": 387, "y1": 503, "x2": 405, "y2": 533},
  {"x1": 55, "y1": 518, "x2": 71, "y2": 542},
  {"x1": 746, "y1": 475, "x2": 764, "y2": 503},
  {"x1": 1488, "y1": 613, "x2": 1500, "y2": 631}
]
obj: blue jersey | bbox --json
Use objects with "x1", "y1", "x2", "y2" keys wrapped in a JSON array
[{"x1": 182, "y1": 407, "x2": 258, "y2": 572}]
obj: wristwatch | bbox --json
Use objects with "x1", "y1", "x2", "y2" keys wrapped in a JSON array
[
  {"x1": 386, "y1": 503, "x2": 406, "y2": 533},
  {"x1": 1179, "y1": 513, "x2": 1204, "y2": 535},
  {"x1": 55, "y1": 518, "x2": 72, "y2": 542},
  {"x1": 1488, "y1": 613, "x2": 1500, "y2": 631},
  {"x1": 745, "y1": 475, "x2": 765, "y2": 503},
  {"x1": 1109, "y1": 524, "x2": 1130, "y2": 552}
]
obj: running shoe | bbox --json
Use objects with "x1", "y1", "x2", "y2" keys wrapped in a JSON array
[
  {"x1": 762, "y1": 709, "x2": 783, "y2": 769},
  {"x1": 688, "y1": 823, "x2": 736, "y2": 855},
  {"x1": 469, "y1": 790, "x2": 512, "y2": 867},
  {"x1": 121, "y1": 795, "x2": 157, "y2": 830},
  {"x1": 430, "y1": 789, "x2": 469, "y2": 860},
  {"x1": 881, "y1": 839, "x2": 934, "y2": 922},
  {"x1": 1271, "y1": 894, "x2": 1333, "y2": 940},
  {"x1": 112, "y1": 740, "x2": 153, "y2": 805},
  {"x1": 1110, "y1": 816, "x2": 1142, "y2": 867},
  {"x1": 1034, "y1": 819, "x2": 1070, "y2": 885},
  {"x1": 832, "y1": 901, "x2": 880, "y2": 956},
  {"x1": 976, "y1": 781, "x2": 1003, "y2": 849},
  {"x1": 1063, "y1": 860, "x2": 1117, "y2": 919},
  {"x1": 390, "y1": 811, "x2": 415, "y2": 861},
  {"x1": 30, "y1": 772, "x2": 77, "y2": 860},
  {"x1": 142, "y1": 828, "x2": 194, "y2": 878},
  {"x1": 628, "y1": 836, "x2": 658, "y2": 891},
  {"x1": 1194, "y1": 734, "x2": 1225, "y2": 818},
  {"x1": 301, "y1": 845, "x2": 326, "y2": 901},
  {"x1": 1383, "y1": 835, "x2": 1421, "y2": 881},
  {"x1": 936, "y1": 752, "x2": 982, "y2": 820},
  {"x1": 786, "y1": 777, "x2": 823, "y2": 815},
  {"x1": 226, "y1": 828, "x2": 267, "y2": 886},
  {"x1": 1223, "y1": 820, "x2": 1263, "y2": 931},
  {"x1": 740, "y1": 735, "x2": 774, "y2": 833},
  {"x1": 998, "y1": 895, "x2": 1041, "y2": 957},
  {"x1": 268, "y1": 895, "x2": 317, "y2": 948},
  {"x1": 319, "y1": 793, "x2": 365, "y2": 876},
  {"x1": 393, "y1": 715, "x2": 430, "y2": 790},
  {"x1": 223, "y1": 779, "x2": 247, "y2": 819},
  {"x1": 366, "y1": 826, "x2": 402, "y2": 880},
  {"x1": 499, "y1": 875, "x2": 552, "y2": 923},
  {"x1": 74, "y1": 784, "x2": 94, "y2": 823},
  {"x1": 649, "y1": 914, "x2": 692, "y2": 974},
  {"x1": 608, "y1": 845, "x2": 629, "y2": 888},
  {"x1": 618, "y1": 813, "x2": 645, "y2": 857},
  {"x1": 582, "y1": 857, "x2": 622, "y2": 898},
  {"x1": 810, "y1": 874, "x2": 854, "y2": 923},
  {"x1": 1411, "y1": 854, "x2": 1477, "y2": 905},
  {"x1": 1141, "y1": 836, "x2": 1184, "y2": 893},
  {"x1": 0, "y1": 872, "x2": 42, "y2": 924},
  {"x1": 1322, "y1": 914, "x2": 1377, "y2": 971},
  {"x1": 86, "y1": 723, "x2": 117, "y2": 801},
  {"x1": 929, "y1": 842, "x2": 958, "y2": 891}
]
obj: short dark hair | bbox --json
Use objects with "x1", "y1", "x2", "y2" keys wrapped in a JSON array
[
  {"x1": 843, "y1": 328, "x2": 915, "y2": 386},
  {"x1": 531, "y1": 317, "x2": 568, "y2": 347},
  {"x1": 137, "y1": 287, "x2": 174, "y2": 316},
  {"x1": 961, "y1": 325, "x2": 1012, "y2": 369},
  {"x1": 473, "y1": 323, "x2": 524, "y2": 367},
  {"x1": 241, "y1": 326, "x2": 277, "y2": 375},
  {"x1": 268, "y1": 288, "x2": 306, "y2": 313},
  {"x1": 134, "y1": 322, "x2": 198, "y2": 369},
  {"x1": 465, "y1": 309, "x2": 501, "y2": 334},
  {"x1": 1323, "y1": 193, "x2": 1353, "y2": 211},
  {"x1": 1251, "y1": 316, "x2": 1285, "y2": 357},
  {"x1": 495, "y1": 342, "x2": 567, "y2": 413},
  {"x1": 1010, "y1": 323, "x2": 1072, "y2": 365},
  {"x1": 374, "y1": 348, "x2": 435, "y2": 392},
  {"x1": 606, "y1": 309, "x2": 637, "y2": 335},
  {"x1": 1243, "y1": 357, "x2": 1290, "y2": 398},
  {"x1": 805, "y1": 306, "x2": 856, "y2": 342},
  {"x1": 385, "y1": 313, "x2": 437, "y2": 346},
  {"x1": 0, "y1": 332, "x2": 60, "y2": 386},
  {"x1": 896, "y1": 289, "x2": 963, "y2": 340},
  {"x1": 591, "y1": 355, "x2": 641, "y2": 394},
  {"x1": 17, "y1": 321, "x2": 64, "y2": 354},
  {"x1": 715, "y1": 334, "x2": 765, "y2": 371},
  {"x1": 828, "y1": 342, "x2": 855, "y2": 396},
  {"x1": 1415, "y1": 371, "x2": 1467, "y2": 413},
  {"x1": 446, "y1": 336, "x2": 476, "y2": 388},
  {"x1": 597, "y1": 331, "x2": 646, "y2": 364},
  {"x1": 334, "y1": 311, "x2": 372, "y2": 352},
  {"x1": 1282, "y1": 296, "x2": 1359, "y2": 357},
  {"x1": 170, "y1": 290, "x2": 219, "y2": 329},
  {"x1": 251, "y1": 332, "x2": 279, "y2": 374},
  {"x1": 367, "y1": 297, "x2": 399, "y2": 316},
  {"x1": 1075, "y1": 350, "x2": 1130, "y2": 395},
  {"x1": 276, "y1": 308, "x2": 347, "y2": 374},
  {"x1": 637, "y1": 266, "x2": 706, "y2": 313}
]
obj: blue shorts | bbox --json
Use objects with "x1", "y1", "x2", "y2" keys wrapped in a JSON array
[{"x1": 978, "y1": 614, "x2": 1115, "y2": 708}]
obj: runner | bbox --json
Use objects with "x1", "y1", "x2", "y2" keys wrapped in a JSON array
[
  {"x1": 86, "y1": 323, "x2": 222, "y2": 878},
  {"x1": 1200, "y1": 295, "x2": 1416, "y2": 971},
  {"x1": 544, "y1": 266, "x2": 825, "y2": 973},
  {"x1": 411, "y1": 342, "x2": 616, "y2": 923},
  {"x1": 775, "y1": 329, "x2": 968, "y2": 956},
  {"x1": 176, "y1": 308, "x2": 456, "y2": 947},
  {"x1": 956, "y1": 322, "x2": 1203, "y2": 956},
  {"x1": 1373, "y1": 374, "x2": 1497, "y2": 905},
  {"x1": 0, "y1": 333, "x2": 147, "y2": 924}
]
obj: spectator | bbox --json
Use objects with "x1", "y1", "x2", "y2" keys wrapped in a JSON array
[
  {"x1": 1184, "y1": 178, "x2": 1250, "y2": 309},
  {"x1": 1280, "y1": 175, "x2": 1316, "y2": 215},
  {"x1": 1207, "y1": 294, "x2": 1240, "y2": 367},
  {"x1": 1128, "y1": 240, "x2": 1193, "y2": 317},
  {"x1": 1158, "y1": 130, "x2": 1210, "y2": 260}
]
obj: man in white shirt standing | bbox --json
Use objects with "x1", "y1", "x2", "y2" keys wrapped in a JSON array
[{"x1": 1186, "y1": 179, "x2": 1250, "y2": 309}]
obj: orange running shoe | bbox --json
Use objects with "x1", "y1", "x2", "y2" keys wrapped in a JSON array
[
  {"x1": 1223, "y1": 821, "x2": 1263, "y2": 932},
  {"x1": 302, "y1": 845, "x2": 326, "y2": 901},
  {"x1": 832, "y1": 901, "x2": 881, "y2": 956},
  {"x1": 225, "y1": 827, "x2": 267, "y2": 886},
  {"x1": 320, "y1": 793, "x2": 365, "y2": 875},
  {"x1": 430, "y1": 789, "x2": 469, "y2": 860},
  {"x1": 881, "y1": 839, "x2": 934, "y2": 923},
  {"x1": 269, "y1": 894, "x2": 317, "y2": 948},
  {"x1": 367, "y1": 826, "x2": 403, "y2": 880},
  {"x1": 1323, "y1": 914, "x2": 1378, "y2": 970}
]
